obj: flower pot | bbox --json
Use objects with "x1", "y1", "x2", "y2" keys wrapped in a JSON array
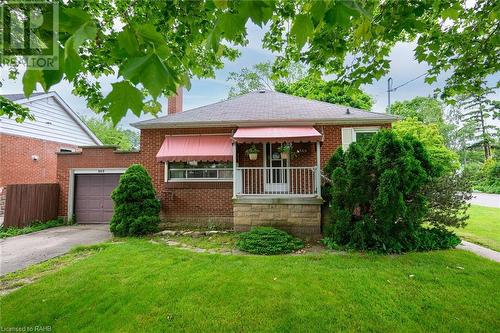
[
  {"x1": 248, "y1": 153, "x2": 258, "y2": 161},
  {"x1": 280, "y1": 152, "x2": 289, "y2": 159}
]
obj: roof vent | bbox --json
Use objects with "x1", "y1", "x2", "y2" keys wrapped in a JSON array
[
  {"x1": 258, "y1": 89, "x2": 266, "y2": 93},
  {"x1": 346, "y1": 108, "x2": 350, "y2": 115}
]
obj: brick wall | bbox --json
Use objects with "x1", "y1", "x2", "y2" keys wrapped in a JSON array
[
  {"x1": 319, "y1": 124, "x2": 391, "y2": 167},
  {"x1": 0, "y1": 133, "x2": 78, "y2": 186},
  {"x1": 56, "y1": 147, "x2": 141, "y2": 217},
  {"x1": 140, "y1": 127, "x2": 235, "y2": 227}
]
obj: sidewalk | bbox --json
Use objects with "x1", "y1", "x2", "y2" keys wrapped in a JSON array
[{"x1": 457, "y1": 241, "x2": 500, "y2": 263}]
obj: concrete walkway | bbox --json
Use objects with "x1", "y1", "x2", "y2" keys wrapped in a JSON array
[
  {"x1": 0, "y1": 224, "x2": 111, "y2": 276},
  {"x1": 457, "y1": 241, "x2": 500, "y2": 263},
  {"x1": 469, "y1": 192, "x2": 500, "y2": 208}
]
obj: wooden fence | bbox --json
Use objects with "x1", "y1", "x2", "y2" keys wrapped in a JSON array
[{"x1": 3, "y1": 183, "x2": 60, "y2": 228}]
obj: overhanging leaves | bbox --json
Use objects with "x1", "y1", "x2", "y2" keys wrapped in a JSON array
[{"x1": 103, "y1": 81, "x2": 144, "y2": 125}]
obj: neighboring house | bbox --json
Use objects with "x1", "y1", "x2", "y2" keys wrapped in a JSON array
[
  {"x1": 0, "y1": 92, "x2": 101, "y2": 187},
  {"x1": 56, "y1": 89, "x2": 398, "y2": 238}
]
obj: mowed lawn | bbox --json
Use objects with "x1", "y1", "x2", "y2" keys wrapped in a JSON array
[
  {"x1": 1, "y1": 239, "x2": 499, "y2": 332},
  {"x1": 454, "y1": 205, "x2": 500, "y2": 251}
]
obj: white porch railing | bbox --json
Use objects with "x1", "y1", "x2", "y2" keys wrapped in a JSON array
[{"x1": 235, "y1": 167, "x2": 319, "y2": 196}]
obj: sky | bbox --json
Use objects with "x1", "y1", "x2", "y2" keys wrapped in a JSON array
[{"x1": 1, "y1": 23, "x2": 497, "y2": 130}]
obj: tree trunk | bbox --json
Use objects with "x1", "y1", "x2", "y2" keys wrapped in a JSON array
[{"x1": 478, "y1": 102, "x2": 491, "y2": 159}]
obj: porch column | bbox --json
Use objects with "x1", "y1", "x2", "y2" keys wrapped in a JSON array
[
  {"x1": 233, "y1": 142, "x2": 237, "y2": 198},
  {"x1": 316, "y1": 141, "x2": 321, "y2": 197}
]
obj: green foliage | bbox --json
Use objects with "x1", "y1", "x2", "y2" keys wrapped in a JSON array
[
  {"x1": 423, "y1": 172, "x2": 473, "y2": 228},
  {"x1": 245, "y1": 145, "x2": 260, "y2": 155},
  {"x1": 0, "y1": 218, "x2": 65, "y2": 238},
  {"x1": 276, "y1": 75, "x2": 373, "y2": 110},
  {"x1": 407, "y1": 227, "x2": 461, "y2": 251},
  {"x1": 7, "y1": 1, "x2": 496, "y2": 123},
  {"x1": 325, "y1": 130, "x2": 453, "y2": 253},
  {"x1": 110, "y1": 164, "x2": 160, "y2": 236},
  {"x1": 393, "y1": 118, "x2": 460, "y2": 175},
  {"x1": 475, "y1": 158, "x2": 500, "y2": 194},
  {"x1": 454, "y1": 84, "x2": 499, "y2": 160},
  {"x1": 389, "y1": 97, "x2": 456, "y2": 145},
  {"x1": 236, "y1": 227, "x2": 304, "y2": 255},
  {"x1": 227, "y1": 62, "x2": 306, "y2": 98},
  {"x1": 390, "y1": 97, "x2": 445, "y2": 123},
  {"x1": 83, "y1": 117, "x2": 139, "y2": 151},
  {"x1": 0, "y1": 96, "x2": 34, "y2": 123}
]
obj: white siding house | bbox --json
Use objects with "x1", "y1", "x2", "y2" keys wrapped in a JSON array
[{"x1": 0, "y1": 92, "x2": 101, "y2": 146}]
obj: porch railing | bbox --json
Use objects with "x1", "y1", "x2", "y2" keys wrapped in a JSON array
[{"x1": 235, "y1": 167, "x2": 319, "y2": 196}]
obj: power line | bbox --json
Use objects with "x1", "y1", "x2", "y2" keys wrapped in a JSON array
[{"x1": 387, "y1": 73, "x2": 427, "y2": 113}]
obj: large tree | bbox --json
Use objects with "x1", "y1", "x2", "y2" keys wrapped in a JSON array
[
  {"x1": 227, "y1": 61, "x2": 306, "y2": 97},
  {"x1": 83, "y1": 117, "x2": 139, "y2": 151},
  {"x1": 389, "y1": 97, "x2": 456, "y2": 146},
  {"x1": 276, "y1": 75, "x2": 373, "y2": 110},
  {"x1": 1, "y1": 0, "x2": 498, "y2": 123},
  {"x1": 456, "y1": 84, "x2": 499, "y2": 160}
]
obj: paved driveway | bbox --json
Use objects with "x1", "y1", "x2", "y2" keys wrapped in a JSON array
[
  {"x1": 470, "y1": 192, "x2": 500, "y2": 208},
  {"x1": 0, "y1": 224, "x2": 111, "y2": 276}
]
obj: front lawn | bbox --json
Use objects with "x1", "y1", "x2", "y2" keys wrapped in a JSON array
[
  {"x1": 1, "y1": 239, "x2": 498, "y2": 332},
  {"x1": 454, "y1": 205, "x2": 500, "y2": 251}
]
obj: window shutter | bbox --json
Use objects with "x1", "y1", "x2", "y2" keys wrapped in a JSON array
[{"x1": 341, "y1": 128, "x2": 354, "y2": 150}]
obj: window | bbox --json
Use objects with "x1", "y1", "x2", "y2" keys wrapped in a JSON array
[
  {"x1": 341, "y1": 127, "x2": 379, "y2": 150},
  {"x1": 354, "y1": 130, "x2": 377, "y2": 145},
  {"x1": 59, "y1": 148, "x2": 75, "y2": 153},
  {"x1": 166, "y1": 162, "x2": 233, "y2": 181}
]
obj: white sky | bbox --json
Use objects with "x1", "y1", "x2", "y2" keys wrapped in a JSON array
[{"x1": 1, "y1": 23, "x2": 498, "y2": 130}]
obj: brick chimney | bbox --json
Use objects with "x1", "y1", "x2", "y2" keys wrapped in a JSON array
[{"x1": 167, "y1": 87, "x2": 183, "y2": 114}]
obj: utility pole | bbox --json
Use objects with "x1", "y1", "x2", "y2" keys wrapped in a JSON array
[
  {"x1": 386, "y1": 73, "x2": 426, "y2": 114},
  {"x1": 387, "y1": 77, "x2": 393, "y2": 113}
]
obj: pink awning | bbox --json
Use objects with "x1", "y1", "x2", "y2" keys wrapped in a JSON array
[
  {"x1": 233, "y1": 126, "x2": 322, "y2": 143},
  {"x1": 156, "y1": 135, "x2": 233, "y2": 162}
]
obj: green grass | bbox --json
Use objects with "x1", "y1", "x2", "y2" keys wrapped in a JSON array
[
  {"x1": 0, "y1": 238, "x2": 498, "y2": 332},
  {"x1": 0, "y1": 218, "x2": 66, "y2": 238},
  {"x1": 162, "y1": 233, "x2": 238, "y2": 251},
  {"x1": 454, "y1": 205, "x2": 500, "y2": 251}
]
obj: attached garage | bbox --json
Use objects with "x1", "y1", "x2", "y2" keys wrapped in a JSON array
[{"x1": 74, "y1": 173, "x2": 121, "y2": 224}]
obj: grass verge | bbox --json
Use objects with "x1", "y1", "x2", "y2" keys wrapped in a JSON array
[
  {"x1": 0, "y1": 238, "x2": 498, "y2": 332},
  {"x1": 453, "y1": 205, "x2": 500, "y2": 251},
  {"x1": 0, "y1": 218, "x2": 67, "y2": 238}
]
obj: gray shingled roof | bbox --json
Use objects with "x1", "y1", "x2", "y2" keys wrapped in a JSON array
[
  {"x1": 132, "y1": 90, "x2": 399, "y2": 129},
  {"x1": 2, "y1": 92, "x2": 45, "y2": 101}
]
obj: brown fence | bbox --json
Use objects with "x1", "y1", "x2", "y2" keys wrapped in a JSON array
[{"x1": 3, "y1": 183, "x2": 60, "y2": 228}]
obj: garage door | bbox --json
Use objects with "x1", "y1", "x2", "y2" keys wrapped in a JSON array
[{"x1": 74, "y1": 174, "x2": 121, "y2": 224}]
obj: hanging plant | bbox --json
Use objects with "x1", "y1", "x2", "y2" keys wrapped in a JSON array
[
  {"x1": 245, "y1": 145, "x2": 259, "y2": 161},
  {"x1": 277, "y1": 143, "x2": 294, "y2": 159}
]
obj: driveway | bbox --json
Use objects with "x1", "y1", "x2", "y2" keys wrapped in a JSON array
[
  {"x1": 0, "y1": 224, "x2": 111, "y2": 276},
  {"x1": 470, "y1": 192, "x2": 500, "y2": 208}
]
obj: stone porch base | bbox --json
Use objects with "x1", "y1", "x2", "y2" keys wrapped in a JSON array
[{"x1": 233, "y1": 197, "x2": 323, "y2": 240}]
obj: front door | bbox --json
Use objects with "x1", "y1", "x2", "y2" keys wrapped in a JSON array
[{"x1": 264, "y1": 143, "x2": 289, "y2": 193}]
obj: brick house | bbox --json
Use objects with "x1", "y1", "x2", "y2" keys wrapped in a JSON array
[
  {"x1": 56, "y1": 89, "x2": 397, "y2": 238},
  {"x1": 0, "y1": 92, "x2": 101, "y2": 187}
]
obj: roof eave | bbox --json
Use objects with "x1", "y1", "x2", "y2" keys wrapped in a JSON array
[{"x1": 132, "y1": 117, "x2": 399, "y2": 129}]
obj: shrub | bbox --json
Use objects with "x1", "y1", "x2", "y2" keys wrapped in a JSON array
[
  {"x1": 406, "y1": 227, "x2": 461, "y2": 251},
  {"x1": 110, "y1": 164, "x2": 160, "y2": 236},
  {"x1": 475, "y1": 159, "x2": 500, "y2": 194},
  {"x1": 236, "y1": 227, "x2": 304, "y2": 255},
  {"x1": 423, "y1": 171, "x2": 473, "y2": 229},
  {"x1": 324, "y1": 130, "x2": 462, "y2": 253}
]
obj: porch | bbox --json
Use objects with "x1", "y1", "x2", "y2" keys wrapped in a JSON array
[{"x1": 232, "y1": 127, "x2": 322, "y2": 199}]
